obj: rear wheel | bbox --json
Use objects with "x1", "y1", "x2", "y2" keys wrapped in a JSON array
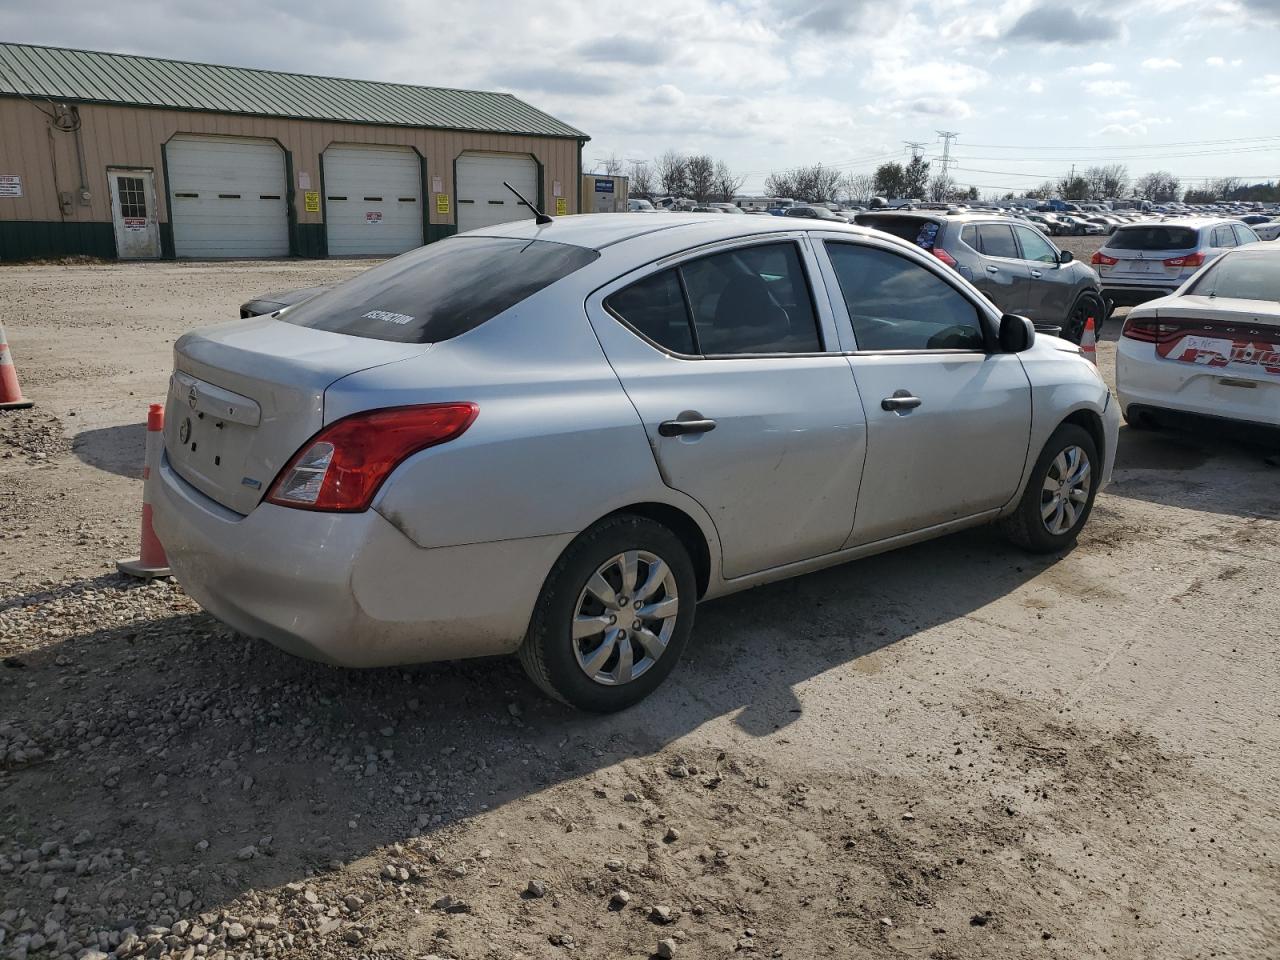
[
  {"x1": 518, "y1": 515, "x2": 697, "y2": 712},
  {"x1": 1064, "y1": 292, "x2": 1105, "y2": 344},
  {"x1": 1001, "y1": 424, "x2": 1100, "y2": 553}
]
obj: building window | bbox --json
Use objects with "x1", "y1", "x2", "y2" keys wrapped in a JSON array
[{"x1": 118, "y1": 177, "x2": 147, "y2": 219}]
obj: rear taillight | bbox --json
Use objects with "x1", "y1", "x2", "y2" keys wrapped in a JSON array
[
  {"x1": 267, "y1": 403, "x2": 478, "y2": 512},
  {"x1": 1122, "y1": 318, "x2": 1185, "y2": 344},
  {"x1": 1091, "y1": 252, "x2": 1118, "y2": 265},
  {"x1": 932, "y1": 247, "x2": 958, "y2": 268},
  {"x1": 1163, "y1": 252, "x2": 1205, "y2": 268}
]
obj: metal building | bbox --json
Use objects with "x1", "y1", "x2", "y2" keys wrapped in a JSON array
[{"x1": 0, "y1": 43, "x2": 588, "y2": 260}]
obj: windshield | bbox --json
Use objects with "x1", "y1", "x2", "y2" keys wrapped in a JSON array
[
  {"x1": 281, "y1": 237, "x2": 599, "y2": 344},
  {"x1": 1109, "y1": 225, "x2": 1198, "y2": 251},
  {"x1": 1188, "y1": 254, "x2": 1280, "y2": 301}
]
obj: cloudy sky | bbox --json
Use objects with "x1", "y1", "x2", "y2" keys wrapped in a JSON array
[{"x1": 3, "y1": 0, "x2": 1279, "y2": 194}]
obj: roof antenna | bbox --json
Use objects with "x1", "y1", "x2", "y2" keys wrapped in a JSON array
[{"x1": 503, "y1": 181, "x2": 553, "y2": 225}]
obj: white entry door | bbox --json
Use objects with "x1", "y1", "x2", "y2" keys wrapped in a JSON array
[
  {"x1": 323, "y1": 144, "x2": 424, "y2": 256},
  {"x1": 108, "y1": 169, "x2": 161, "y2": 259},
  {"x1": 456, "y1": 152, "x2": 539, "y2": 233},
  {"x1": 167, "y1": 135, "x2": 289, "y2": 258}
]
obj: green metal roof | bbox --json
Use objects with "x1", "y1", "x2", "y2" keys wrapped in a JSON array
[{"x1": 0, "y1": 42, "x2": 587, "y2": 140}]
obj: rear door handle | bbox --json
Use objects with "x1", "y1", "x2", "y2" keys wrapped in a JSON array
[
  {"x1": 1030, "y1": 269, "x2": 1043, "y2": 278},
  {"x1": 659, "y1": 418, "x2": 717, "y2": 437},
  {"x1": 881, "y1": 393, "x2": 922, "y2": 412},
  {"x1": 985, "y1": 265, "x2": 999, "y2": 274}
]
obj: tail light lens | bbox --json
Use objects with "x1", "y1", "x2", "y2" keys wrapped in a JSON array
[
  {"x1": 1163, "y1": 252, "x2": 1205, "y2": 268},
  {"x1": 1091, "y1": 252, "x2": 1118, "y2": 265},
  {"x1": 932, "y1": 247, "x2": 958, "y2": 268},
  {"x1": 1122, "y1": 318, "x2": 1185, "y2": 344},
  {"x1": 267, "y1": 403, "x2": 478, "y2": 512}
]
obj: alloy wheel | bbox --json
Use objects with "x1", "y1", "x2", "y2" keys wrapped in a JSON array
[
  {"x1": 572, "y1": 550, "x2": 679, "y2": 686},
  {"x1": 1040, "y1": 445, "x2": 1092, "y2": 535}
]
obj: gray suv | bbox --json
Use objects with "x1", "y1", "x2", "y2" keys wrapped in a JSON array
[{"x1": 856, "y1": 212, "x2": 1108, "y2": 342}]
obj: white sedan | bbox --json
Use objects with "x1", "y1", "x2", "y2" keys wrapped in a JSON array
[{"x1": 1117, "y1": 242, "x2": 1280, "y2": 430}]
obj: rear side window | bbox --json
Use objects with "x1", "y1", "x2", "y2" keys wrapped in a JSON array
[
  {"x1": 606, "y1": 241, "x2": 822, "y2": 356},
  {"x1": 976, "y1": 223, "x2": 1019, "y2": 259},
  {"x1": 1211, "y1": 226, "x2": 1236, "y2": 248},
  {"x1": 824, "y1": 242, "x2": 985, "y2": 352},
  {"x1": 282, "y1": 237, "x2": 600, "y2": 344},
  {"x1": 1109, "y1": 226, "x2": 1198, "y2": 251}
]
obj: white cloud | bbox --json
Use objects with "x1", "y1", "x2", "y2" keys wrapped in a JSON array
[
  {"x1": 1069, "y1": 61, "x2": 1115, "y2": 75},
  {"x1": 864, "y1": 58, "x2": 991, "y2": 98},
  {"x1": 1142, "y1": 57, "x2": 1182, "y2": 70},
  {"x1": 1083, "y1": 79, "x2": 1135, "y2": 97},
  {"x1": 1027, "y1": 77, "x2": 1045, "y2": 93},
  {"x1": 1257, "y1": 74, "x2": 1280, "y2": 95},
  {"x1": 1204, "y1": 56, "x2": 1242, "y2": 66}
]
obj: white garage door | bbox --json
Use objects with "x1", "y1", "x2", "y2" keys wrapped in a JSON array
[
  {"x1": 168, "y1": 135, "x2": 288, "y2": 258},
  {"x1": 456, "y1": 152, "x2": 539, "y2": 233},
  {"x1": 323, "y1": 145, "x2": 423, "y2": 256}
]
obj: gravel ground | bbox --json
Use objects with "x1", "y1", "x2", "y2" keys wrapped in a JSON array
[{"x1": 1, "y1": 254, "x2": 1279, "y2": 960}]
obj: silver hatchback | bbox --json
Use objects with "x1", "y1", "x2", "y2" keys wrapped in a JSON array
[
  {"x1": 1093, "y1": 217, "x2": 1260, "y2": 306},
  {"x1": 152, "y1": 214, "x2": 1118, "y2": 711}
]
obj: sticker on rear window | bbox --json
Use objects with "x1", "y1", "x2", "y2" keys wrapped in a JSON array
[
  {"x1": 362, "y1": 310, "x2": 415, "y2": 325},
  {"x1": 914, "y1": 222, "x2": 940, "y2": 250}
]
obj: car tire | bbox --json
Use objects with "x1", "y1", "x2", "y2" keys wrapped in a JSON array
[
  {"x1": 518, "y1": 514, "x2": 697, "y2": 712},
  {"x1": 1000, "y1": 424, "x2": 1100, "y2": 554},
  {"x1": 1122, "y1": 406, "x2": 1155, "y2": 430},
  {"x1": 1064, "y1": 292, "x2": 1106, "y2": 344}
]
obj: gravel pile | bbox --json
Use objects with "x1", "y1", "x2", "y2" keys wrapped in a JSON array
[{"x1": 0, "y1": 412, "x2": 71, "y2": 465}]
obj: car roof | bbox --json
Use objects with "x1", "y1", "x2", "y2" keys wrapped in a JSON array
[
  {"x1": 465, "y1": 212, "x2": 878, "y2": 251},
  {"x1": 1116, "y1": 217, "x2": 1229, "y2": 228}
]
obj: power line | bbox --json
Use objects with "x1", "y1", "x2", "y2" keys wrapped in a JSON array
[{"x1": 957, "y1": 134, "x2": 1280, "y2": 151}]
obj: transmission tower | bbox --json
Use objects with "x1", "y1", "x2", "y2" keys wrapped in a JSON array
[
  {"x1": 936, "y1": 130, "x2": 960, "y2": 178},
  {"x1": 903, "y1": 140, "x2": 928, "y2": 160}
]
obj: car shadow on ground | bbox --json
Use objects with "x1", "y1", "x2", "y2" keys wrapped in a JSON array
[
  {"x1": 1106, "y1": 423, "x2": 1280, "y2": 519},
  {"x1": 71, "y1": 422, "x2": 146, "y2": 479},
  {"x1": 1, "y1": 524, "x2": 1056, "y2": 932}
]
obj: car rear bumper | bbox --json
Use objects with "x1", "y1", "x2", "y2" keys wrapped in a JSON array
[
  {"x1": 151, "y1": 452, "x2": 571, "y2": 667},
  {"x1": 1102, "y1": 283, "x2": 1180, "y2": 307},
  {"x1": 1116, "y1": 343, "x2": 1280, "y2": 430}
]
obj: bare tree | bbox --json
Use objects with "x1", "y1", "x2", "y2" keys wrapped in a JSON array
[
  {"x1": 764, "y1": 170, "x2": 797, "y2": 199},
  {"x1": 657, "y1": 150, "x2": 689, "y2": 198},
  {"x1": 629, "y1": 162, "x2": 655, "y2": 200},
  {"x1": 839, "y1": 172, "x2": 875, "y2": 204},
  {"x1": 1134, "y1": 170, "x2": 1181, "y2": 202},
  {"x1": 711, "y1": 160, "x2": 745, "y2": 203},
  {"x1": 684, "y1": 155, "x2": 716, "y2": 203},
  {"x1": 1083, "y1": 164, "x2": 1130, "y2": 199},
  {"x1": 928, "y1": 173, "x2": 953, "y2": 202}
]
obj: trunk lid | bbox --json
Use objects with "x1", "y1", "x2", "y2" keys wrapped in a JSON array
[
  {"x1": 1147, "y1": 298, "x2": 1280, "y2": 387},
  {"x1": 165, "y1": 316, "x2": 430, "y2": 515}
]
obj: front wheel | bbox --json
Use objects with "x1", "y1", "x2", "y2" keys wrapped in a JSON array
[
  {"x1": 1000, "y1": 424, "x2": 1100, "y2": 553},
  {"x1": 1064, "y1": 292, "x2": 1105, "y2": 344},
  {"x1": 518, "y1": 515, "x2": 697, "y2": 712}
]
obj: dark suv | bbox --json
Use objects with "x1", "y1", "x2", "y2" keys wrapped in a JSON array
[{"x1": 855, "y1": 212, "x2": 1108, "y2": 341}]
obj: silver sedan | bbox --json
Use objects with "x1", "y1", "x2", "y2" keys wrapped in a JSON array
[{"x1": 152, "y1": 214, "x2": 1119, "y2": 711}]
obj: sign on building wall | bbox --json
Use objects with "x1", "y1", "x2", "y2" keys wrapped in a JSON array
[
  {"x1": 595, "y1": 179, "x2": 615, "y2": 194},
  {"x1": 366, "y1": 212, "x2": 383, "y2": 224},
  {"x1": 432, "y1": 176, "x2": 443, "y2": 194},
  {"x1": 553, "y1": 180, "x2": 562, "y2": 198},
  {"x1": 303, "y1": 191, "x2": 320, "y2": 213},
  {"x1": 555, "y1": 197, "x2": 568, "y2": 216},
  {"x1": 298, "y1": 172, "x2": 311, "y2": 190},
  {"x1": 436, "y1": 194, "x2": 450, "y2": 215},
  {"x1": 0, "y1": 175, "x2": 22, "y2": 198}
]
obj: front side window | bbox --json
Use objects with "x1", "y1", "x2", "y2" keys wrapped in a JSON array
[
  {"x1": 1232, "y1": 224, "x2": 1257, "y2": 246},
  {"x1": 1014, "y1": 226, "x2": 1059, "y2": 264},
  {"x1": 1212, "y1": 226, "x2": 1236, "y2": 248},
  {"x1": 283, "y1": 237, "x2": 600, "y2": 344},
  {"x1": 606, "y1": 241, "x2": 822, "y2": 356},
  {"x1": 824, "y1": 242, "x2": 986, "y2": 352},
  {"x1": 976, "y1": 223, "x2": 1019, "y2": 259}
]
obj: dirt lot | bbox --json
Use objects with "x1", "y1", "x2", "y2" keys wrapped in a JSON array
[{"x1": 2, "y1": 251, "x2": 1279, "y2": 960}]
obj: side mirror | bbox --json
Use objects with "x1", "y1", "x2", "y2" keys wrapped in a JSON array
[
  {"x1": 1059, "y1": 249, "x2": 1074, "y2": 264},
  {"x1": 999, "y1": 313, "x2": 1036, "y2": 353}
]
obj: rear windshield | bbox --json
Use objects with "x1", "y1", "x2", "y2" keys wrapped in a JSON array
[
  {"x1": 1108, "y1": 225, "x2": 1199, "y2": 251},
  {"x1": 1188, "y1": 254, "x2": 1280, "y2": 301},
  {"x1": 281, "y1": 237, "x2": 599, "y2": 343},
  {"x1": 855, "y1": 214, "x2": 939, "y2": 249}
]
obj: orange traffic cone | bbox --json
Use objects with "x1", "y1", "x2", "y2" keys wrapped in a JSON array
[
  {"x1": 117, "y1": 403, "x2": 172, "y2": 579},
  {"x1": 0, "y1": 321, "x2": 33, "y2": 410},
  {"x1": 1080, "y1": 316, "x2": 1098, "y2": 366}
]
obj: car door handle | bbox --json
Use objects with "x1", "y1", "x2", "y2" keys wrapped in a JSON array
[
  {"x1": 881, "y1": 393, "x2": 922, "y2": 412},
  {"x1": 985, "y1": 265, "x2": 999, "y2": 273},
  {"x1": 659, "y1": 418, "x2": 717, "y2": 437},
  {"x1": 1030, "y1": 269, "x2": 1043, "y2": 278}
]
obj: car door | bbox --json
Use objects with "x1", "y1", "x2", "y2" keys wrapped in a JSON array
[
  {"x1": 814, "y1": 236, "x2": 1032, "y2": 545},
  {"x1": 959, "y1": 222, "x2": 1031, "y2": 315},
  {"x1": 1013, "y1": 224, "x2": 1073, "y2": 323},
  {"x1": 586, "y1": 237, "x2": 867, "y2": 580}
]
